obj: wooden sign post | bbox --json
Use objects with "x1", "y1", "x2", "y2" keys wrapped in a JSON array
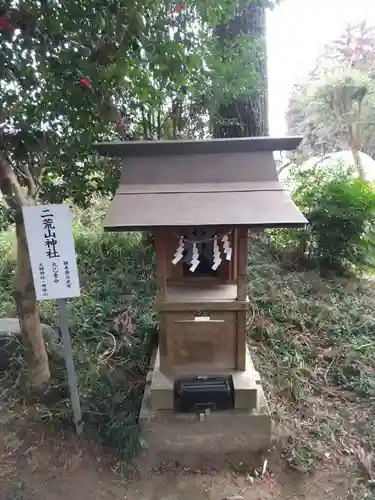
[{"x1": 22, "y1": 204, "x2": 83, "y2": 435}]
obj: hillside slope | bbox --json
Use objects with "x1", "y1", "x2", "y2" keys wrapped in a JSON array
[{"x1": 0, "y1": 213, "x2": 374, "y2": 496}]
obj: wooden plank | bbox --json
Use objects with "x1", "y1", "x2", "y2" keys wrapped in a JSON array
[
  {"x1": 118, "y1": 181, "x2": 283, "y2": 194},
  {"x1": 166, "y1": 283, "x2": 238, "y2": 302},
  {"x1": 117, "y1": 151, "x2": 278, "y2": 184},
  {"x1": 158, "y1": 313, "x2": 174, "y2": 374},
  {"x1": 154, "y1": 230, "x2": 167, "y2": 297},
  {"x1": 158, "y1": 314, "x2": 167, "y2": 360},
  {"x1": 236, "y1": 229, "x2": 248, "y2": 369},
  {"x1": 231, "y1": 229, "x2": 238, "y2": 281},
  {"x1": 166, "y1": 311, "x2": 237, "y2": 371},
  {"x1": 104, "y1": 191, "x2": 308, "y2": 230},
  {"x1": 96, "y1": 137, "x2": 302, "y2": 158},
  {"x1": 155, "y1": 300, "x2": 250, "y2": 312},
  {"x1": 155, "y1": 299, "x2": 250, "y2": 312},
  {"x1": 236, "y1": 310, "x2": 247, "y2": 371},
  {"x1": 237, "y1": 228, "x2": 248, "y2": 300},
  {"x1": 164, "y1": 318, "x2": 175, "y2": 374}
]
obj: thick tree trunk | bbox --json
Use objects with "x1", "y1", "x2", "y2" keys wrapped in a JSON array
[
  {"x1": 347, "y1": 112, "x2": 365, "y2": 180},
  {"x1": 348, "y1": 137, "x2": 365, "y2": 180},
  {"x1": 13, "y1": 210, "x2": 51, "y2": 391},
  {"x1": 351, "y1": 147, "x2": 365, "y2": 180},
  {"x1": 0, "y1": 154, "x2": 50, "y2": 391},
  {"x1": 214, "y1": 0, "x2": 268, "y2": 138}
]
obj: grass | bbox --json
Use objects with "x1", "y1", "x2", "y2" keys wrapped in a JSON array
[
  {"x1": 0, "y1": 203, "x2": 374, "y2": 491},
  {"x1": 248, "y1": 234, "x2": 375, "y2": 485},
  {"x1": 0, "y1": 200, "x2": 157, "y2": 461}
]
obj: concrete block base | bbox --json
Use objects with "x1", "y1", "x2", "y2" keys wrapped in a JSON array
[{"x1": 138, "y1": 347, "x2": 272, "y2": 469}]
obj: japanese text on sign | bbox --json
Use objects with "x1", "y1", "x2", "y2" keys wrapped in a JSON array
[
  {"x1": 22, "y1": 204, "x2": 81, "y2": 301},
  {"x1": 42, "y1": 209, "x2": 60, "y2": 259}
]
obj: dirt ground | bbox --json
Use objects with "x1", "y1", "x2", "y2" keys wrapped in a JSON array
[{"x1": 0, "y1": 407, "x2": 364, "y2": 500}]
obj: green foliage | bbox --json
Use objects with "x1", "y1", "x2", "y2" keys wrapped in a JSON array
[
  {"x1": 286, "y1": 158, "x2": 354, "y2": 211},
  {"x1": 305, "y1": 69, "x2": 375, "y2": 150},
  {"x1": 308, "y1": 178, "x2": 375, "y2": 271},
  {"x1": 0, "y1": 201, "x2": 156, "y2": 459},
  {"x1": 203, "y1": 35, "x2": 261, "y2": 113},
  {"x1": 0, "y1": 0, "x2": 267, "y2": 206},
  {"x1": 0, "y1": 202, "x2": 13, "y2": 231},
  {"x1": 247, "y1": 234, "x2": 375, "y2": 478},
  {"x1": 287, "y1": 21, "x2": 375, "y2": 158},
  {"x1": 1, "y1": 205, "x2": 375, "y2": 474},
  {"x1": 273, "y1": 162, "x2": 375, "y2": 273}
]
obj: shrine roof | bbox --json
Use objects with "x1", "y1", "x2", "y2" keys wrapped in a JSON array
[
  {"x1": 94, "y1": 136, "x2": 308, "y2": 231},
  {"x1": 94, "y1": 136, "x2": 302, "y2": 157}
]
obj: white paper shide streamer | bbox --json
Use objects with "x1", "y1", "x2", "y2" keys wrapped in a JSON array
[
  {"x1": 221, "y1": 234, "x2": 232, "y2": 261},
  {"x1": 211, "y1": 236, "x2": 222, "y2": 270},
  {"x1": 172, "y1": 230, "x2": 232, "y2": 272},
  {"x1": 172, "y1": 236, "x2": 184, "y2": 265},
  {"x1": 189, "y1": 241, "x2": 200, "y2": 272}
]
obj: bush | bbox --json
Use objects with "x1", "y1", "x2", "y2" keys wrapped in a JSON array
[
  {"x1": 309, "y1": 178, "x2": 375, "y2": 271},
  {"x1": 0, "y1": 203, "x2": 13, "y2": 232},
  {"x1": 271, "y1": 160, "x2": 375, "y2": 273}
]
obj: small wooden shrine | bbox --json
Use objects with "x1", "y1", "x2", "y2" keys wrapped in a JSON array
[{"x1": 95, "y1": 137, "x2": 307, "y2": 421}]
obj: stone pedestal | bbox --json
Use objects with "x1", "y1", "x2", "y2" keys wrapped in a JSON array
[{"x1": 138, "y1": 346, "x2": 271, "y2": 469}]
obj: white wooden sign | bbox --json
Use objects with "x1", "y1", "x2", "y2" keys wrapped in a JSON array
[{"x1": 22, "y1": 204, "x2": 80, "y2": 301}]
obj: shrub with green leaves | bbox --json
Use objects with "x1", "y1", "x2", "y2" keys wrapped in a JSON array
[
  {"x1": 0, "y1": 203, "x2": 13, "y2": 232},
  {"x1": 309, "y1": 178, "x2": 375, "y2": 271},
  {"x1": 271, "y1": 160, "x2": 375, "y2": 273}
]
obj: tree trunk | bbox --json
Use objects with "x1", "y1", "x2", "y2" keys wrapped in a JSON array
[
  {"x1": 351, "y1": 147, "x2": 365, "y2": 179},
  {"x1": 13, "y1": 210, "x2": 51, "y2": 391},
  {"x1": 347, "y1": 113, "x2": 365, "y2": 180},
  {"x1": 348, "y1": 139, "x2": 365, "y2": 180},
  {"x1": 0, "y1": 153, "x2": 50, "y2": 391},
  {"x1": 214, "y1": 0, "x2": 268, "y2": 138}
]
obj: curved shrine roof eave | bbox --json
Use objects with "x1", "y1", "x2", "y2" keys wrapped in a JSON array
[
  {"x1": 102, "y1": 189, "x2": 308, "y2": 230},
  {"x1": 104, "y1": 222, "x2": 308, "y2": 232},
  {"x1": 94, "y1": 136, "x2": 303, "y2": 158},
  {"x1": 99, "y1": 137, "x2": 307, "y2": 230}
]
